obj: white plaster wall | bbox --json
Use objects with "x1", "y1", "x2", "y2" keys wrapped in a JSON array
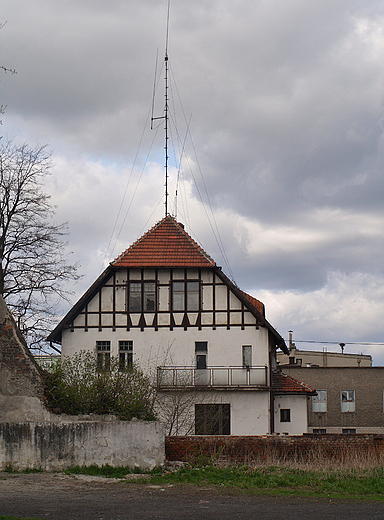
[
  {"x1": 157, "y1": 390, "x2": 270, "y2": 436},
  {"x1": 274, "y1": 395, "x2": 308, "y2": 435},
  {"x1": 62, "y1": 325, "x2": 270, "y2": 370}
]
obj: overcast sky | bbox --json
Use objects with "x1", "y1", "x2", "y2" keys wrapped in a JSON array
[{"x1": 2, "y1": 0, "x2": 384, "y2": 363}]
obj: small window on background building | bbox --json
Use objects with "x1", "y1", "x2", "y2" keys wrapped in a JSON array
[
  {"x1": 341, "y1": 390, "x2": 355, "y2": 412},
  {"x1": 313, "y1": 429, "x2": 327, "y2": 434},
  {"x1": 280, "y1": 408, "x2": 291, "y2": 422},
  {"x1": 119, "y1": 340, "x2": 133, "y2": 370},
  {"x1": 242, "y1": 345, "x2": 252, "y2": 368},
  {"x1": 342, "y1": 428, "x2": 356, "y2": 434},
  {"x1": 195, "y1": 341, "x2": 207, "y2": 369},
  {"x1": 313, "y1": 390, "x2": 327, "y2": 412},
  {"x1": 96, "y1": 340, "x2": 110, "y2": 371},
  {"x1": 289, "y1": 357, "x2": 295, "y2": 365}
]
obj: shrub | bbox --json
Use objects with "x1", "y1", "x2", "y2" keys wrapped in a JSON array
[{"x1": 43, "y1": 351, "x2": 156, "y2": 420}]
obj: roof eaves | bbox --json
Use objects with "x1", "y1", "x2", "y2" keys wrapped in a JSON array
[{"x1": 47, "y1": 265, "x2": 114, "y2": 345}]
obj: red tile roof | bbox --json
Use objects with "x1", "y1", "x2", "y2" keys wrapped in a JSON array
[
  {"x1": 272, "y1": 371, "x2": 316, "y2": 394},
  {"x1": 241, "y1": 290, "x2": 265, "y2": 316},
  {"x1": 112, "y1": 215, "x2": 216, "y2": 268}
]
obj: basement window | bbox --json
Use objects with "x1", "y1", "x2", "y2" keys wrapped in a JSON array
[{"x1": 280, "y1": 409, "x2": 291, "y2": 422}]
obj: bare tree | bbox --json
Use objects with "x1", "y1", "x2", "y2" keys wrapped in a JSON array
[{"x1": 0, "y1": 140, "x2": 80, "y2": 351}]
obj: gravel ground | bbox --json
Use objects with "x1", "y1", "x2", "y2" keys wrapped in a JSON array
[{"x1": 0, "y1": 472, "x2": 384, "y2": 520}]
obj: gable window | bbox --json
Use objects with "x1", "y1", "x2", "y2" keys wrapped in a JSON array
[
  {"x1": 96, "y1": 340, "x2": 110, "y2": 371},
  {"x1": 128, "y1": 282, "x2": 156, "y2": 312},
  {"x1": 196, "y1": 341, "x2": 207, "y2": 369},
  {"x1": 280, "y1": 409, "x2": 291, "y2": 422},
  {"x1": 195, "y1": 404, "x2": 230, "y2": 435},
  {"x1": 119, "y1": 340, "x2": 133, "y2": 370},
  {"x1": 313, "y1": 390, "x2": 327, "y2": 412},
  {"x1": 172, "y1": 281, "x2": 199, "y2": 311},
  {"x1": 341, "y1": 390, "x2": 355, "y2": 412},
  {"x1": 242, "y1": 345, "x2": 252, "y2": 369}
]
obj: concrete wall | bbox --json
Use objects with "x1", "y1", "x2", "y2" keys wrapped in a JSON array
[{"x1": 0, "y1": 420, "x2": 165, "y2": 471}]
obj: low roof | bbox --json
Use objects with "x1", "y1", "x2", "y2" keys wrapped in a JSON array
[{"x1": 272, "y1": 370, "x2": 316, "y2": 395}]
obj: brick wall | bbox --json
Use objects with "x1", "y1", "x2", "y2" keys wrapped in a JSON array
[{"x1": 166, "y1": 434, "x2": 384, "y2": 464}]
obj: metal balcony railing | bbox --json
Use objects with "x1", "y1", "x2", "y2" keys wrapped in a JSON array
[{"x1": 157, "y1": 365, "x2": 268, "y2": 389}]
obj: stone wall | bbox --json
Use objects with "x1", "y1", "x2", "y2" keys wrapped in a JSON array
[
  {"x1": 0, "y1": 420, "x2": 165, "y2": 471},
  {"x1": 0, "y1": 296, "x2": 52, "y2": 422},
  {"x1": 166, "y1": 434, "x2": 384, "y2": 464}
]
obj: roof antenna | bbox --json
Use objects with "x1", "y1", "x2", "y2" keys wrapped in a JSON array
[{"x1": 151, "y1": 0, "x2": 171, "y2": 217}]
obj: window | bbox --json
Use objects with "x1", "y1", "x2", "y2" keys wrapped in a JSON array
[
  {"x1": 172, "y1": 281, "x2": 199, "y2": 311},
  {"x1": 341, "y1": 390, "x2": 355, "y2": 412},
  {"x1": 119, "y1": 340, "x2": 133, "y2": 370},
  {"x1": 128, "y1": 282, "x2": 156, "y2": 312},
  {"x1": 313, "y1": 429, "x2": 327, "y2": 434},
  {"x1": 96, "y1": 340, "x2": 110, "y2": 371},
  {"x1": 313, "y1": 390, "x2": 327, "y2": 412},
  {"x1": 280, "y1": 409, "x2": 291, "y2": 422},
  {"x1": 196, "y1": 341, "x2": 207, "y2": 369},
  {"x1": 242, "y1": 345, "x2": 252, "y2": 368},
  {"x1": 342, "y1": 428, "x2": 356, "y2": 434},
  {"x1": 195, "y1": 404, "x2": 230, "y2": 435}
]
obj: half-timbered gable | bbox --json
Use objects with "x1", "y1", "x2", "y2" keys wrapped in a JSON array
[{"x1": 47, "y1": 215, "x2": 307, "y2": 436}]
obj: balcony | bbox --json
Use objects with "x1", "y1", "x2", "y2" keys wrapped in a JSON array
[{"x1": 157, "y1": 366, "x2": 268, "y2": 389}]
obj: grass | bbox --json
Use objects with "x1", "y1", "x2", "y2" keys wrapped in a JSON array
[{"x1": 62, "y1": 463, "x2": 384, "y2": 501}]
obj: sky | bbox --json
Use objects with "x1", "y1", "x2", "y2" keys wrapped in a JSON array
[{"x1": 2, "y1": 0, "x2": 384, "y2": 363}]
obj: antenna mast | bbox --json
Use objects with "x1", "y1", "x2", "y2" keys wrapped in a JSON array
[{"x1": 151, "y1": 0, "x2": 171, "y2": 217}]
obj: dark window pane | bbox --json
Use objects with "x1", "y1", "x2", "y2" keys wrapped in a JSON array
[{"x1": 195, "y1": 404, "x2": 230, "y2": 435}]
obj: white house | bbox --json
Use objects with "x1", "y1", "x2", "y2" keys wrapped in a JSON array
[{"x1": 48, "y1": 216, "x2": 314, "y2": 435}]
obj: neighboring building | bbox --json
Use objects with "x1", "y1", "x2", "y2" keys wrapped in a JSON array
[
  {"x1": 277, "y1": 345, "x2": 372, "y2": 367},
  {"x1": 34, "y1": 354, "x2": 60, "y2": 371},
  {"x1": 48, "y1": 215, "x2": 314, "y2": 435},
  {"x1": 282, "y1": 366, "x2": 384, "y2": 434}
]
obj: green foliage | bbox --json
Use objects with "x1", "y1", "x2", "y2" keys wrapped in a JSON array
[
  {"x1": 149, "y1": 465, "x2": 384, "y2": 500},
  {"x1": 43, "y1": 351, "x2": 156, "y2": 420}
]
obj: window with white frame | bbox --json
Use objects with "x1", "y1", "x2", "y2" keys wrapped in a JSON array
[
  {"x1": 119, "y1": 340, "x2": 133, "y2": 370},
  {"x1": 341, "y1": 390, "x2": 355, "y2": 412},
  {"x1": 96, "y1": 340, "x2": 110, "y2": 371},
  {"x1": 313, "y1": 390, "x2": 327, "y2": 412}
]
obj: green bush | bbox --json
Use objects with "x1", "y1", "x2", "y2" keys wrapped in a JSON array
[{"x1": 43, "y1": 351, "x2": 156, "y2": 420}]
